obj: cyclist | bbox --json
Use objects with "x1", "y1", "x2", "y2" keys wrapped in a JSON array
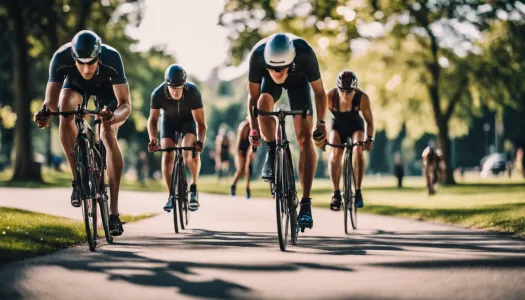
[
  {"x1": 147, "y1": 64, "x2": 206, "y2": 212},
  {"x1": 215, "y1": 127, "x2": 231, "y2": 182},
  {"x1": 326, "y1": 71, "x2": 374, "y2": 211},
  {"x1": 231, "y1": 117, "x2": 257, "y2": 199},
  {"x1": 34, "y1": 30, "x2": 131, "y2": 236},
  {"x1": 422, "y1": 140, "x2": 444, "y2": 195},
  {"x1": 247, "y1": 33, "x2": 328, "y2": 230}
]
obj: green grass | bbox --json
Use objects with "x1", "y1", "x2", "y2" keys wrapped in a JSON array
[
  {"x1": 2, "y1": 168, "x2": 525, "y2": 236},
  {"x1": 0, "y1": 207, "x2": 158, "y2": 263},
  {"x1": 0, "y1": 207, "x2": 86, "y2": 263},
  {"x1": 120, "y1": 213, "x2": 158, "y2": 223},
  {"x1": 0, "y1": 168, "x2": 166, "y2": 192},
  {"x1": 359, "y1": 204, "x2": 525, "y2": 237}
]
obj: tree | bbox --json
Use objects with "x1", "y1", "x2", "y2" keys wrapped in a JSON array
[
  {"x1": 0, "y1": 0, "x2": 144, "y2": 181},
  {"x1": 219, "y1": 0, "x2": 524, "y2": 184}
]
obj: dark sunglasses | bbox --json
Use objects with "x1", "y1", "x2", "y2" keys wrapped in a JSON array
[
  {"x1": 338, "y1": 88, "x2": 354, "y2": 94},
  {"x1": 167, "y1": 83, "x2": 185, "y2": 89},
  {"x1": 75, "y1": 57, "x2": 99, "y2": 65},
  {"x1": 266, "y1": 65, "x2": 290, "y2": 72}
]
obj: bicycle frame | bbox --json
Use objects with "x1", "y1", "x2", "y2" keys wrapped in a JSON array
[{"x1": 253, "y1": 106, "x2": 308, "y2": 250}]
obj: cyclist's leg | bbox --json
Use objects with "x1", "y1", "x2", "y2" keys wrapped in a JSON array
[
  {"x1": 352, "y1": 130, "x2": 366, "y2": 188},
  {"x1": 181, "y1": 121, "x2": 200, "y2": 210},
  {"x1": 258, "y1": 77, "x2": 282, "y2": 143},
  {"x1": 232, "y1": 150, "x2": 246, "y2": 186},
  {"x1": 181, "y1": 121, "x2": 199, "y2": 185},
  {"x1": 97, "y1": 90, "x2": 124, "y2": 215},
  {"x1": 258, "y1": 77, "x2": 282, "y2": 179},
  {"x1": 160, "y1": 114, "x2": 178, "y2": 191},
  {"x1": 288, "y1": 76, "x2": 315, "y2": 198},
  {"x1": 328, "y1": 129, "x2": 344, "y2": 191},
  {"x1": 244, "y1": 147, "x2": 254, "y2": 189},
  {"x1": 58, "y1": 78, "x2": 84, "y2": 180}
]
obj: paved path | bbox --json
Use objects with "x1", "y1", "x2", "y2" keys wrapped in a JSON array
[{"x1": 1, "y1": 188, "x2": 525, "y2": 299}]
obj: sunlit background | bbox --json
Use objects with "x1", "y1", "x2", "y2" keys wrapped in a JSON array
[{"x1": 0, "y1": 0, "x2": 524, "y2": 184}]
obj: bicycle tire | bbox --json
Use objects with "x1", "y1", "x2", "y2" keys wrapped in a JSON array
[
  {"x1": 347, "y1": 150, "x2": 358, "y2": 230},
  {"x1": 178, "y1": 160, "x2": 186, "y2": 230},
  {"x1": 171, "y1": 157, "x2": 179, "y2": 234},
  {"x1": 275, "y1": 149, "x2": 289, "y2": 252},
  {"x1": 284, "y1": 148, "x2": 298, "y2": 245},
  {"x1": 75, "y1": 141, "x2": 97, "y2": 251},
  {"x1": 95, "y1": 143, "x2": 113, "y2": 244},
  {"x1": 343, "y1": 149, "x2": 350, "y2": 234}
]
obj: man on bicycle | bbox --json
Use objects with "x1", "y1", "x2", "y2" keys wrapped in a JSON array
[
  {"x1": 247, "y1": 33, "x2": 328, "y2": 230},
  {"x1": 147, "y1": 64, "x2": 206, "y2": 212},
  {"x1": 34, "y1": 30, "x2": 131, "y2": 236},
  {"x1": 326, "y1": 71, "x2": 374, "y2": 211},
  {"x1": 422, "y1": 140, "x2": 444, "y2": 195}
]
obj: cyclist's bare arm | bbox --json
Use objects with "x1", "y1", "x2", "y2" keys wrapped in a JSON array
[
  {"x1": 248, "y1": 82, "x2": 261, "y2": 130},
  {"x1": 147, "y1": 108, "x2": 160, "y2": 139},
  {"x1": 191, "y1": 108, "x2": 207, "y2": 143},
  {"x1": 44, "y1": 82, "x2": 63, "y2": 111},
  {"x1": 112, "y1": 83, "x2": 132, "y2": 123},
  {"x1": 310, "y1": 79, "x2": 327, "y2": 122},
  {"x1": 360, "y1": 93, "x2": 375, "y2": 137},
  {"x1": 326, "y1": 89, "x2": 335, "y2": 110}
]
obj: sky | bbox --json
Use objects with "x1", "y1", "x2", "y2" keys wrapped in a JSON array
[{"x1": 128, "y1": 0, "x2": 230, "y2": 81}]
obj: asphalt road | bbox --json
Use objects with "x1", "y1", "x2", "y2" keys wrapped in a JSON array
[{"x1": 1, "y1": 188, "x2": 525, "y2": 299}]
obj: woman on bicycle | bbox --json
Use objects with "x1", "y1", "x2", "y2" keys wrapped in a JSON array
[
  {"x1": 326, "y1": 71, "x2": 374, "y2": 211},
  {"x1": 215, "y1": 127, "x2": 231, "y2": 182},
  {"x1": 231, "y1": 117, "x2": 257, "y2": 199},
  {"x1": 147, "y1": 64, "x2": 207, "y2": 212}
]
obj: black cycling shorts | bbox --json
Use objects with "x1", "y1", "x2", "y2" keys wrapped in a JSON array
[
  {"x1": 332, "y1": 117, "x2": 365, "y2": 144},
  {"x1": 62, "y1": 77, "x2": 118, "y2": 111},
  {"x1": 160, "y1": 114, "x2": 197, "y2": 143},
  {"x1": 260, "y1": 74, "x2": 312, "y2": 113}
]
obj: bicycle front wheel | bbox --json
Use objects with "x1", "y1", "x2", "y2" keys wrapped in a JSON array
[
  {"x1": 342, "y1": 150, "x2": 352, "y2": 233},
  {"x1": 275, "y1": 149, "x2": 289, "y2": 252},
  {"x1": 345, "y1": 151, "x2": 358, "y2": 230},
  {"x1": 284, "y1": 148, "x2": 298, "y2": 245},
  {"x1": 75, "y1": 142, "x2": 97, "y2": 251},
  {"x1": 95, "y1": 144, "x2": 112, "y2": 244},
  {"x1": 178, "y1": 162, "x2": 187, "y2": 230},
  {"x1": 171, "y1": 159, "x2": 179, "y2": 234}
]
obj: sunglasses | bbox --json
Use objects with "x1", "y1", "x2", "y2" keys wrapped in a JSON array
[
  {"x1": 75, "y1": 57, "x2": 99, "y2": 65},
  {"x1": 338, "y1": 88, "x2": 355, "y2": 94},
  {"x1": 266, "y1": 65, "x2": 290, "y2": 73},
  {"x1": 167, "y1": 84, "x2": 185, "y2": 89}
]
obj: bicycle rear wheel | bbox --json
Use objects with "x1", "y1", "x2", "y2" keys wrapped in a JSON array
[
  {"x1": 75, "y1": 142, "x2": 97, "y2": 251},
  {"x1": 275, "y1": 149, "x2": 289, "y2": 252}
]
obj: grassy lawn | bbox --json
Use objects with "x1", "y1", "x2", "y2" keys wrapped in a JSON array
[
  {"x1": 0, "y1": 207, "x2": 158, "y2": 264},
  {"x1": 2, "y1": 168, "x2": 525, "y2": 236}
]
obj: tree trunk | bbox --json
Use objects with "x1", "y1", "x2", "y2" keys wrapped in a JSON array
[
  {"x1": 437, "y1": 120, "x2": 456, "y2": 185},
  {"x1": 8, "y1": 2, "x2": 43, "y2": 182}
]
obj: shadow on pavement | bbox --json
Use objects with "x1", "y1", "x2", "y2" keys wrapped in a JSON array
[{"x1": 1, "y1": 228, "x2": 525, "y2": 299}]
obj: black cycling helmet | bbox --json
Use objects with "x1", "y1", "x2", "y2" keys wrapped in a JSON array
[
  {"x1": 165, "y1": 64, "x2": 187, "y2": 87},
  {"x1": 71, "y1": 30, "x2": 102, "y2": 64},
  {"x1": 336, "y1": 70, "x2": 358, "y2": 91}
]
